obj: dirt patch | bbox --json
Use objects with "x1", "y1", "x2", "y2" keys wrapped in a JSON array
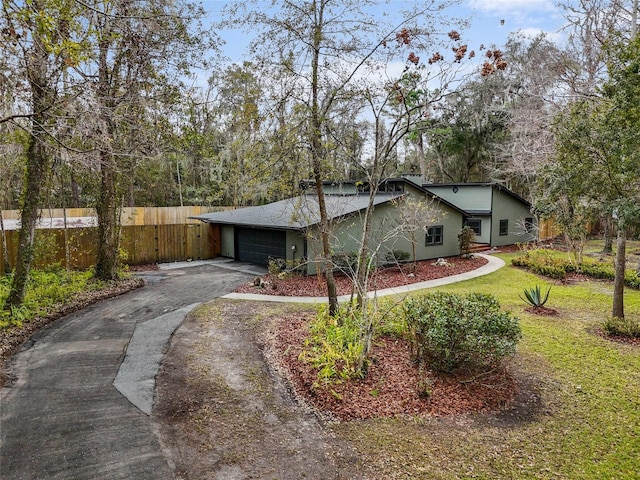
[
  {"x1": 524, "y1": 305, "x2": 559, "y2": 316},
  {"x1": 593, "y1": 328, "x2": 640, "y2": 347},
  {"x1": 126, "y1": 263, "x2": 159, "y2": 272},
  {"x1": 155, "y1": 300, "x2": 372, "y2": 480},
  {"x1": 236, "y1": 255, "x2": 488, "y2": 297}
]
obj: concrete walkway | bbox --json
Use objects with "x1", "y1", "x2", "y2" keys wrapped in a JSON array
[{"x1": 222, "y1": 253, "x2": 505, "y2": 303}]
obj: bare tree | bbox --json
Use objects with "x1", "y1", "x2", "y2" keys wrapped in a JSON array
[
  {"x1": 74, "y1": 0, "x2": 211, "y2": 280},
  {"x1": 1, "y1": 0, "x2": 82, "y2": 308},
  {"x1": 222, "y1": 0, "x2": 464, "y2": 315}
]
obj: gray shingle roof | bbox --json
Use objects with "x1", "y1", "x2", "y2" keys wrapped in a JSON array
[{"x1": 191, "y1": 193, "x2": 405, "y2": 230}]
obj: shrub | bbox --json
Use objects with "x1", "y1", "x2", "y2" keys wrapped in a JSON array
[
  {"x1": 0, "y1": 268, "x2": 104, "y2": 330},
  {"x1": 384, "y1": 249, "x2": 410, "y2": 264},
  {"x1": 602, "y1": 316, "x2": 640, "y2": 338},
  {"x1": 458, "y1": 226, "x2": 476, "y2": 257},
  {"x1": 512, "y1": 249, "x2": 640, "y2": 289},
  {"x1": 520, "y1": 285, "x2": 552, "y2": 307},
  {"x1": 625, "y1": 270, "x2": 640, "y2": 289},
  {"x1": 511, "y1": 250, "x2": 570, "y2": 279},
  {"x1": 299, "y1": 303, "x2": 368, "y2": 387},
  {"x1": 332, "y1": 252, "x2": 358, "y2": 273},
  {"x1": 579, "y1": 260, "x2": 615, "y2": 279},
  {"x1": 403, "y1": 292, "x2": 521, "y2": 373}
]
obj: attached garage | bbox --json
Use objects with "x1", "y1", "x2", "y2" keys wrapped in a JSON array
[
  {"x1": 235, "y1": 228, "x2": 286, "y2": 266},
  {"x1": 191, "y1": 192, "x2": 408, "y2": 274}
]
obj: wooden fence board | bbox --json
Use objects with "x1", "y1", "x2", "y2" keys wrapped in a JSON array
[
  {"x1": 1, "y1": 206, "x2": 232, "y2": 227},
  {"x1": 0, "y1": 223, "x2": 220, "y2": 274}
]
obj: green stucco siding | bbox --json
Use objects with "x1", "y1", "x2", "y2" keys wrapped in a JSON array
[
  {"x1": 491, "y1": 190, "x2": 536, "y2": 246},
  {"x1": 426, "y1": 184, "x2": 492, "y2": 211},
  {"x1": 466, "y1": 216, "x2": 491, "y2": 244},
  {"x1": 286, "y1": 231, "x2": 306, "y2": 263},
  {"x1": 304, "y1": 197, "x2": 462, "y2": 275}
]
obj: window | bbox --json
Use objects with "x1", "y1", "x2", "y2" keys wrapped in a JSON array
[
  {"x1": 525, "y1": 217, "x2": 534, "y2": 233},
  {"x1": 465, "y1": 219, "x2": 482, "y2": 236},
  {"x1": 426, "y1": 225, "x2": 444, "y2": 246},
  {"x1": 379, "y1": 181, "x2": 404, "y2": 193},
  {"x1": 499, "y1": 219, "x2": 509, "y2": 236}
]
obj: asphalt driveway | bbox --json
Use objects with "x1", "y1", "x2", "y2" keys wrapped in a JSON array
[{"x1": 0, "y1": 261, "x2": 260, "y2": 480}]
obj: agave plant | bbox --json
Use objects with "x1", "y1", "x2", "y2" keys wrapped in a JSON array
[{"x1": 519, "y1": 285, "x2": 552, "y2": 307}]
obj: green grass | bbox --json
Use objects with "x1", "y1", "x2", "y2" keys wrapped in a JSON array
[
  {"x1": 0, "y1": 268, "x2": 107, "y2": 329},
  {"x1": 335, "y1": 253, "x2": 640, "y2": 479}
]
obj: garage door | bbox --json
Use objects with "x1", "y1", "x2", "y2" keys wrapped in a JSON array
[{"x1": 235, "y1": 228, "x2": 286, "y2": 266}]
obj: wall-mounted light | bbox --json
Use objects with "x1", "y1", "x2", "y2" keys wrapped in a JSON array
[{"x1": 291, "y1": 245, "x2": 297, "y2": 251}]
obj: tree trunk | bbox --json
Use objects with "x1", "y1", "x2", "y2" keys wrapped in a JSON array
[
  {"x1": 416, "y1": 132, "x2": 428, "y2": 182},
  {"x1": 0, "y1": 209, "x2": 11, "y2": 274},
  {"x1": 94, "y1": 120, "x2": 120, "y2": 281},
  {"x1": 313, "y1": 172, "x2": 338, "y2": 316},
  {"x1": 70, "y1": 170, "x2": 80, "y2": 208},
  {"x1": 612, "y1": 224, "x2": 626, "y2": 319},
  {"x1": 4, "y1": 27, "x2": 53, "y2": 309},
  {"x1": 309, "y1": 0, "x2": 338, "y2": 316},
  {"x1": 94, "y1": 32, "x2": 120, "y2": 282},
  {"x1": 601, "y1": 214, "x2": 613, "y2": 255}
]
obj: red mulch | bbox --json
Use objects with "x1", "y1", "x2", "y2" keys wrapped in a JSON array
[
  {"x1": 271, "y1": 313, "x2": 517, "y2": 420},
  {"x1": 525, "y1": 306, "x2": 559, "y2": 316},
  {"x1": 253, "y1": 254, "x2": 519, "y2": 419},
  {"x1": 594, "y1": 328, "x2": 640, "y2": 347},
  {"x1": 236, "y1": 255, "x2": 489, "y2": 297}
]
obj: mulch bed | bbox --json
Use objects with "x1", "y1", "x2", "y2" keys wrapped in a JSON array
[
  {"x1": 271, "y1": 313, "x2": 517, "y2": 420},
  {"x1": 593, "y1": 328, "x2": 640, "y2": 347},
  {"x1": 525, "y1": 306, "x2": 560, "y2": 316},
  {"x1": 236, "y1": 255, "x2": 489, "y2": 297}
]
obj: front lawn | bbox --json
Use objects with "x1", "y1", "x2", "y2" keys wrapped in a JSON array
[{"x1": 331, "y1": 253, "x2": 640, "y2": 479}]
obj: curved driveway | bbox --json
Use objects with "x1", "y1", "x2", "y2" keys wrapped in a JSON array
[
  {"x1": 0, "y1": 261, "x2": 260, "y2": 480},
  {"x1": 0, "y1": 255, "x2": 504, "y2": 479}
]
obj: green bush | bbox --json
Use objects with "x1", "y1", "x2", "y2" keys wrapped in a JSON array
[
  {"x1": 625, "y1": 270, "x2": 640, "y2": 289},
  {"x1": 332, "y1": 252, "x2": 358, "y2": 273},
  {"x1": 512, "y1": 249, "x2": 639, "y2": 289},
  {"x1": 403, "y1": 292, "x2": 521, "y2": 373},
  {"x1": 579, "y1": 261, "x2": 615, "y2": 279},
  {"x1": 511, "y1": 250, "x2": 570, "y2": 279},
  {"x1": 384, "y1": 249, "x2": 410, "y2": 264},
  {"x1": 0, "y1": 268, "x2": 106, "y2": 330},
  {"x1": 299, "y1": 303, "x2": 367, "y2": 387},
  {"x1": 602, "y1": 316, "x2": 640, "y2": 338},
  {"x1": 458, "y1": 226, "x2": 476, "y2": 257}
]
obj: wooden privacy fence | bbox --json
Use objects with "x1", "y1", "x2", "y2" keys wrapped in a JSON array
[
  {"x1": 1, "y1": 206, "x2": 225, "y2": 274},
  {"x1": 538, "y1": 218, "x2": 563, "y2": 241},
  {"x1": 0, "y1": 224, "x2": 221, "y2": 274},
  {"x1": 1, "y1": 205, "x2": 228, "y2": 226}
]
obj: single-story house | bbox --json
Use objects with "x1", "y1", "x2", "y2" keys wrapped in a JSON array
[
  {"x1": 419, "y1": 181, "x2": 537, "y2": 247},
  {"x1": 192, "y1": 178, "x2": 469, "y2": 274}
]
